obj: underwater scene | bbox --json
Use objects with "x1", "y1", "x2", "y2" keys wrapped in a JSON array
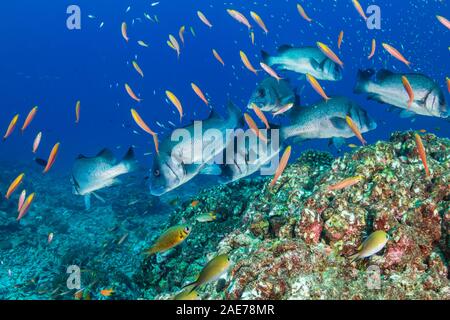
[{"x1": 0, "y1": 0, "x2": 449, "y2": 301}]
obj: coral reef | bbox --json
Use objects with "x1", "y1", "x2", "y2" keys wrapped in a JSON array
[{"x1": 145, "y1": 131, "x2": 449, "y2": 300}]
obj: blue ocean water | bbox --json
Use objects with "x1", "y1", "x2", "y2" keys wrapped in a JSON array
[{"x1": 0, "y1": 0, "x2": 448, "y2": 300}]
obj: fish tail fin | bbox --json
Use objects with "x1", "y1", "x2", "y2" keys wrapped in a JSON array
[
  {"x1": 142, "y1": 246, "x2": 156, "y2": 257},
  {"x1": 354, "y1": 69, "x2": 375, "y2": 94},
  {"x1": 261, "y1": 50, "x2": 272, "y2": 65},
  {"x1": 122, "y1": 147, "x2": 138, "y2": 172}
]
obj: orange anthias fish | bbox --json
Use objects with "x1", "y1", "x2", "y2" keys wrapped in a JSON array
[
  {"x1": 121, "y1": 22, "x2": 129, "y2": 42},
  {"x1": 415, "y1": 133, "x2": 430, "y2": 177},
  {"x1": 33, "y1": 132, "x2": 42, "y2": 153},
  {"x1": 212, "y1": 49, "x2": 225, "y2": 66},
  {"x1": 144, "y1": 225, "x2": 191, "y2": 255},
  {"x1": 272, "y1": 103, "x2": 294, "y2": 117},
  {"x1": 3, "y1": 114, "x2": 19, "y2": 141},
  {"x1": 317, "y1": 42, "x2": 344, "y2": 68},
  {"x1": 191, "y1": 83, "x2": 209, "y2": 105},
  {"x1": 125, "y1": 83, "x2": 142, "y2": 102},
  {"x1": 260, "y1": 62, "x2": 282, "y2": 81},
  {"x1": 244, "y1": 113, "x2": 267, "y2": 143},
  {"x1": 21, "y1": 106, "x2": 38, "y2": 133},
  {"x1": 130, "y1": 109, "x2": 159, "y2": 154},
  {"x1": 75, "y1": 101, "x2": 80, "y2": 123},
  {"x1": 401, "y1": 76, "x2": 414, "y2": 109},
  {"x1": 197, "y1": 11, "x2": 213, "y2": 28},
  {"x1": 251, "y1": 104, "x2": 270, "y2": 129},
  {"x1": 6, "y1": 173, "x2": 24, "y2": 199},
  {"x1": 352, "y1": 0, "x2": 368, "y2": 21},
  {"x1": 240, "y1": 51, "x2": 258, "y2": 75},
  {"x1": 270, "y1": 146, "x2": 291, "y2": 187},
  {"x1": 190, "y1": 200, "x2": 200, "y2": 207},
  {"x1": 328, "y1": 176, "x2": 363, "y2": 191},
  {"x1": 250, "y1": 11, "x2": 268, "y2": 34},
  {"x1": 446, "y1": 77, "x2": 450, "y2": 93},
  {"x1": 338, "y1": 31, "x2": 344, "y2": 49},
  {"x1": 17, "y1": 193, "x2": 35, "y2": 221},
  {"x1": 43, "y1": 142, "x2": 60, "y2": 174},
  {"x1": 382, "y1": 43, "x2": 411, "y2": 68},
  {"x1": 368, "y1": 39, "x2": 376, "y2": 60},
  {"x1": 132, "y1": 61, "x2": 144, "y2": 78},
  {"x1": 179, "y1": 25, "x2": 186, "y2": 45},
  {"x1": 169, "y1": 34, "x2": 181, "y2": 57},
  {"x1": 227, "y1": 9, "x2": 251, "y2": 29},
  {"x1": 18, "y1": 190, "x2": 26, "y2": 212},
  {"x1": 297, "y1": 4, "x2": 312, "y2": 22},
  {"x1": 100, "y1": 289, "x2": 115, "y2": 297},
  {"x1": 436, "y1": 15, "x2": 450, "y2": 30},
  {"x1": 346, "y1": 116, "x2": 367, "y2": 145},
  {"x1": 166, "y1": 90, "x2": 183, "y2": 121},
  {"x1": 306, "y1": 74, "x2": 330, "y2": 101}
]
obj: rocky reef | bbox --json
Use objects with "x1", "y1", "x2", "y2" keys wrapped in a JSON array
[{"x1": 140, "y1": 131, "x2": 449, "y2": 300}]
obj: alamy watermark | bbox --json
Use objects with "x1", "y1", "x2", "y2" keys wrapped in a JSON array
[{"x1": 66, "y1": 5, "x2": 81, "y2": 30}]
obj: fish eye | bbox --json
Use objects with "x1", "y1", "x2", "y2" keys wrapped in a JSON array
[
  {"x1": 258, "y1": 89, "x2": 265, "y2": 97},
  {"x1": 184, "y1": 227, "x2": 191, "y2": 233},
  {"x1": 153, "y1": 169, "x2": 160, "y2": 177}
]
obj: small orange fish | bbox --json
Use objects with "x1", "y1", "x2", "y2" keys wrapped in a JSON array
[
  {"x1": 100, "y1": 288, "x2": 115, "y2": 297},
  {"x1": 21, "y1": 106, "x2": 38, "y2": 133},
  {"x1": 197, "y1": 11, "x2": 212, "y2": 28},
  {"x1": 144, "y1": 225, "x2": 191, "y2": 255},
  {"x1": 212, "y1": 49, "x2": 225, "y2": 66},
  {"x1": 401, "y1": 76, "x2": 414, "y2": 108},
  {"x1": 17, "y1": 193, "x2": 35, "y2": 221},
  {"x1": 251, "y1": 104, "x2": 270, "y2": 129},
  {"x1": 250, "y1": 11, "x2": 268, "y2": 34},
  {"x1": 43, "y1": 142, "x2": 60, "y2": 174},
  {"x1": 166, "y1": 90, "x2": 183, "y2": 121},
  {"x1": 352, "y1": 0, "x2": 368, "y2": 21},
  {"x1": 317, "y1": 42, "x2": 344, "y2": 67},
  {"x1": 227, "y1": 9, "x2": 251, "y2": 29},
  {"x1": 297, "y1": 4, "x2": 312, "y2": 22},
  {"x1": 121, "y1": 22, "x2": 129, "y2": 42},
  {"x1": 3, "y1": 114, "x2": 19, "y2": 141},
  {"x1": 415, "y1": 133, "x2": 430, "y2": 177},
  {"x1": 346, "y1": 116, "x2": 367, "y2": 145},
  {"x1": 260, "y1": 62, "x2": 282, "y2": 81},
  {"x1": 75, "y1": 101, "x2": 80, "y2": 123},
  {"x1": 132, "y1": 61, "x2": 144, "y2": 78},
  {"x1": 6, "y1": 173, "x2": 24, "y2": 199},
  {"x1": 446, "y1": 77, "x2": 450, "y2": 93},
  {"x1": 191, "y1": 200, "x2": 200, "y2": 207},
  {"x1": 18, "y1": 189, "x2": 26, "y2": 212},
  {"x1": 306, "y1": 74, "x2": 330, "y2": 101},
  {"x1": 272, "y1": 103, "x2": 294, "y2": 117},
  {"x1": 337, "y1": 31, "x2": 344, "y2": 49},
  {"x1": 368, "y1": 39, "x2": 376, "y2": 60},
  {"x1": 328, "y1": 176, "x2": 363, "y2": 191},
  {"x1": 382, "y1": 43, "x2": 411, "y2": 68},
  {"x1": 436, "y1": 15, "x2": 450, "y2": 30},
  {"x1": 125, "y1": 83, "x2": 142, "y2": 102},
  {"x1": 191, "y1": 83, "x2": 209, "y2": 105},
  {"x1": 244, "y1": 113, "x2": 267, "y2": 143},
  {"x1": 270, "y1": 146, "x2": 291, "y2": 187},
  {"x1": 130, "y1": 109, "x2": 159, "y2": 154},
  {"x1": 33, "y1": 132, "x2": 42, "y2": 153},
  {"x1": 240, "y1": 51, "x2": 258, "y2": 75}
]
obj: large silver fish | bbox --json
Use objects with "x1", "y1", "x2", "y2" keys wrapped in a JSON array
[
  {"x1": 149, "y1": 102, "x2": 242, "y2": 196},
  {"x1": 72, "y1": 147, "x2": 138, "y2": 209},
  {"x1": 247, "y1": 77, "x2": 297, "y2": 113},
  {"x1": 355, "y1": 69, "x2": 448, "y2": 119},
  {"x1": 280, "y1": 97, "x2": 377, "y2": 143},
  {"x1": 217, "y1": 129, "x2": 281, "y2": 184},
  {"x1": 261, "y1": 45, "x2": 343, "y2": 81}
]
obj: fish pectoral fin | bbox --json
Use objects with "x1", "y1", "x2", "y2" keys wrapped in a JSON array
[
  {"x1": 329, "y1": 117, "x2": 348, "y2": 130},
  {"x1": 329, "y1": 137, "x2": 346, "y2": 150},
  {"x1": 84, "y1": 194, "x2": 91, "y2": 211},
  {"x1": 399, "y1": 110, "x2": 415, "y2": 119},
  {"x1": 92, "y1": 192, "x2": 106, "y2": 203},
  {"x1": 200, "y1": 164, "x2": 222, "y2": 176}
]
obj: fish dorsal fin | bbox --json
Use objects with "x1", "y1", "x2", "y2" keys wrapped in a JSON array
[
  {"x1": 329, "y1": 117, "x2": 347, "y2": 130},
  {"x1": 96, "y1": 148, "x2": 115, "y2": 162},
  {"x1": 277, "y1": 44, "x2": 293, "y2": 53},
  {"x1": 376, "y1": 69, "x2": 394, "y2": 81}
]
